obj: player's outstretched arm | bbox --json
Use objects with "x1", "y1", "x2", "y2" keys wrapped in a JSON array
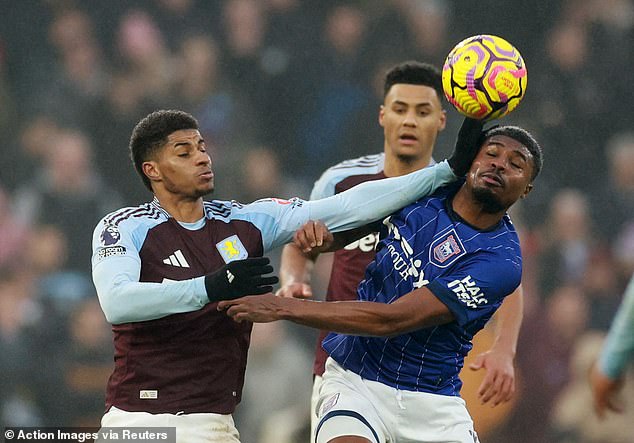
[
  {"x1": 94, "y1": 256, "x2": 278, "y2": 324},
  {"x1": 218, "y1": 285, "x2": 454, "y2": 336},
  {"x1": 469, "y1": 286, "x2": 523, "y2": 407}
]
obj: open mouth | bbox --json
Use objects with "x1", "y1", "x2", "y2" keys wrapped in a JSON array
[
  {"x1": 399, "y1": 134, "x2": 418, "y2": 145},
  {"x1": 481, "y1": 172, "x2": 503, "y2": 187}
]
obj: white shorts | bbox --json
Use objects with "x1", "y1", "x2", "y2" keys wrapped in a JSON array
[
  {"x1": 315, "y1": 358, "x2": 479, "y2": 443},
  {"x1": 311, "y1": 375, "x2": 324, "y2": 442},
  {"x1": 100, "y1": 406, "x2": 240, "y2": 443}
]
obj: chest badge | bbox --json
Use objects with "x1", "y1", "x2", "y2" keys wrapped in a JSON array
[
  {"x1": 429, "y1": 228, "x2": 466, "y2": 268},
  {"x1": 216, "y1": 235, "x2": 248, "y2": 263}
]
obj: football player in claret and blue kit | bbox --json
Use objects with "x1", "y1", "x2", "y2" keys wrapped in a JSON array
[{"x1": 90, "y1": 109, "x2": 480, "y2": 441}]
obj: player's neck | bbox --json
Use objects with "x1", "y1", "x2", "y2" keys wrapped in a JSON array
[
  {"x1": 153, "y1": 191, "x2": 205, "y2": 223},
  {"x1": 451, "y1": 186, "x2": 506, "y2": 230},
  {"x1": 383, "y1": 153, "x2": 431, "y2": 177}
]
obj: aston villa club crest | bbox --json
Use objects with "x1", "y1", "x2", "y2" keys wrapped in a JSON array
[
  {"x1": 429, "y1": 228, "x2": 466, "y2": 268},
  {"x1": 216, "y1": 235, "x2": 248, "y2": 263},
  {"x1": 100, "y1": 224, "x2": 121, "y2": 246}
]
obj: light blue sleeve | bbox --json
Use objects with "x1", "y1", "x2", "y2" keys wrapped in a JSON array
[
  {"x1": 91, "y1": 216, "x2": 208, "y2": 324},
  {"x1": 598, "y1": 274, "x2": 634, "y2": 379},
  {"x1": 307, "y1": 160, "x2": 456, "y2": 234},
  {"x1": 232, "y1": 161, "x2": 456, "y2": 252}
]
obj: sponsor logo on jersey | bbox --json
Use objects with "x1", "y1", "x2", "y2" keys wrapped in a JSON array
[
  {"x1": 139, "y1": 390, "x2": 158, "y2": 399},
  {"x1": 320, "y1": 392, "x2": 340, "y2": 416},
  {"x1": 254, "y1": 197, "x2": 291, "y2": 205},
  {"x1": 99, "y1": 224, "x2": 121, "y2": 246},
  {"x1": 383, "y1": 218, "x2": 428, "y2": 288},
  {"x1": 255, "y1": 196, "x2": 304, "y2": 209},
  {"x1": 96, "y1": 245, "x2": 126, "y2": 260},
  {"x1": 216, "y1": 235, "x2": 248, "y2": 263},
  {"x1": 430, "y1": 229, "x2": 466, "y2": 268},
  {"x1": 343, "y1": 232, "x2": 379, "y2": 252},
  {"x1": 162, "y1": 249, "x2": 190, "y2": 268},
  {"x1": 448, "y1": 275, "x2": 488, "y2": 308}
]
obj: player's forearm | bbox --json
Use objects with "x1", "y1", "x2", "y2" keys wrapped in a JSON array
[
  {"x1": 599, "y1": 275, "x2": 634, "y2": 378},
  {"x1": 93, "y1": 257, "x2": 207, "y2": 324},
  {"x1": 308, "y1": 161, "x2": 456, "y2": 232},
  {"x1": 279, "y1": 243, "x2": 316, "y2": 286},
  {"x1": 277, "y1": 298, "x2": 448, "y2": 337},
  {"x1": 491, "y1": 286, "x2": 524, "y2": 356}
]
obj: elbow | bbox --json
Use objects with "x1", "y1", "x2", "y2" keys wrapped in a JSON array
[
  {"x1": 97, "y1": 292, "x2": 128, "y2": 325},
  {"x1": 100, "y1": 303, "x2": 126, "y2": 325}
]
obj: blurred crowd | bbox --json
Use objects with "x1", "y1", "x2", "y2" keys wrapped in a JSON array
[{"x1": 0, "y1": 0, "x2": 633, "y2": 441}]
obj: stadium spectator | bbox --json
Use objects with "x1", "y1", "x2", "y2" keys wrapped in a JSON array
[
  {"x1": 14, "y1": 128, "x2": 122, "y2": 272},
  {"x1": 537, "y1": 189, "x2": 595, "y2": 297},
  {"x1": 551, "y1": 331, "x2": 634, "y2": 443},
  {"x1": 0, "y1": 186, "x2": 29, "y2": 271}
]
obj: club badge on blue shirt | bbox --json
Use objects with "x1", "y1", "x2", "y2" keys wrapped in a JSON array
[
  {"x1": 216, "y1": 235, "x2": 248, "y2": 263},
  {"x1": 430, "y1": 228, "x2": 466, "y2": 268}
]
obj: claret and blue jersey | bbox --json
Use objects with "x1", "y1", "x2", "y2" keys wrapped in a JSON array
[
  {"x1": 90, "y1": 160, "x2": 459, "y2": 415},
  {"x1": 323, "y1": 182, "x2": 523, "y2": 397},
  {"x1": 91, "y1": 196, "x2": 310, "y2": 415}
]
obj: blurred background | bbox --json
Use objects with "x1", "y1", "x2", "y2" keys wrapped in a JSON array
[{"x1": 0, "y1": 0, "x2": 633, "y2": 441}]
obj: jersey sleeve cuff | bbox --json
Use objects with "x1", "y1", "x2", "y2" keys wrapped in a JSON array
[{"x1": 426, "y1": 280, "x2": 469, "y2": 326}]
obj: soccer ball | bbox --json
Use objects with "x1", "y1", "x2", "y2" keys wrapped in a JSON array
[{"x1": 442, "y1": 35, "x2": 527, "y2": 121}]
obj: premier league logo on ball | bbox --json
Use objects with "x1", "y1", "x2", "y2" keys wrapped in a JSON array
[{"x1": 100, "y1": 224, "x2": 121, "y2": 246}]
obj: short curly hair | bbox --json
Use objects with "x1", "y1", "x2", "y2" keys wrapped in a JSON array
[
  {"x1": 383, "y1": 61, "x2": 443, "y2": 101},
  {"x1": 482, "y1": 125, "x2": 543, "y2": 181},
  {"x1": 129, "y1": 110, "x2": 200, "y2": 191}
]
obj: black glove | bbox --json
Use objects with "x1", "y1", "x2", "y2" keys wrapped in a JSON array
[
  {"x1": 204, "y1": 257, "x2": 279, "y2": 302},
  {"x1": 447, "y1": 117, "x2": 485, "y2": 177}
]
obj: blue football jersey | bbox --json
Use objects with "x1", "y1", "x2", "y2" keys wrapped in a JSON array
[{"x1": 323, "y1": 182, "x2": 522, "y2": 396}]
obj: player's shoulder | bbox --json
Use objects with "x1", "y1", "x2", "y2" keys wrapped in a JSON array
[
  {"x1": 98, "y1": 200, "x2": 169, "y2": 231},
  {"x1": 203, "y1": 197, "x2": 302, "y2": 221},
  {"x1": 311, "y1": 153, "x2": 384, "y2": 199},
  {"x1": 498, "y1": 214, "x2": 521, "y2": 247},
  {"x1": 406, "y1": 181, "x2": 461, "y2": 215},
  {"x1": 203, "y1": 199, "x2": 235, "y2": 220},
  {"x1": 329, "y1": 153, "x2": 385, "y2": 171}
]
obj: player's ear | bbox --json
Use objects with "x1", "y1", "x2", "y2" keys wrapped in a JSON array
[
  {"x1": 438, "y1": 109, "x2": 447, "y2": 132},
  {"x1": 143, "y1": 161, "x2": 161, "y2": 183},
  {"x1": 379, "y1": 105, "x2": 386, "y2": 127},
  {"x1": 520, "y1": 183, "x2": 533, "y2": 199}
]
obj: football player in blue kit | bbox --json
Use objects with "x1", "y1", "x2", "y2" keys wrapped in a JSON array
[
  {"x1": 91, "y1": 109, "x2": 480, "y2": 441},
  {"x1": 220, "y1": 124, "x2": 543, "y2": 443}
]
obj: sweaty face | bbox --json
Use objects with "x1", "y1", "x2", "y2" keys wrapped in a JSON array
[
  {"x1": 147, "y1": 129, "x2": 214, "y2": 198},
  {"x1": 379, "y1": 84, "x2": 446, "y2": 163},
  {"x1": 466, "y1": 135, "x2": 534, "y2": 213}
]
